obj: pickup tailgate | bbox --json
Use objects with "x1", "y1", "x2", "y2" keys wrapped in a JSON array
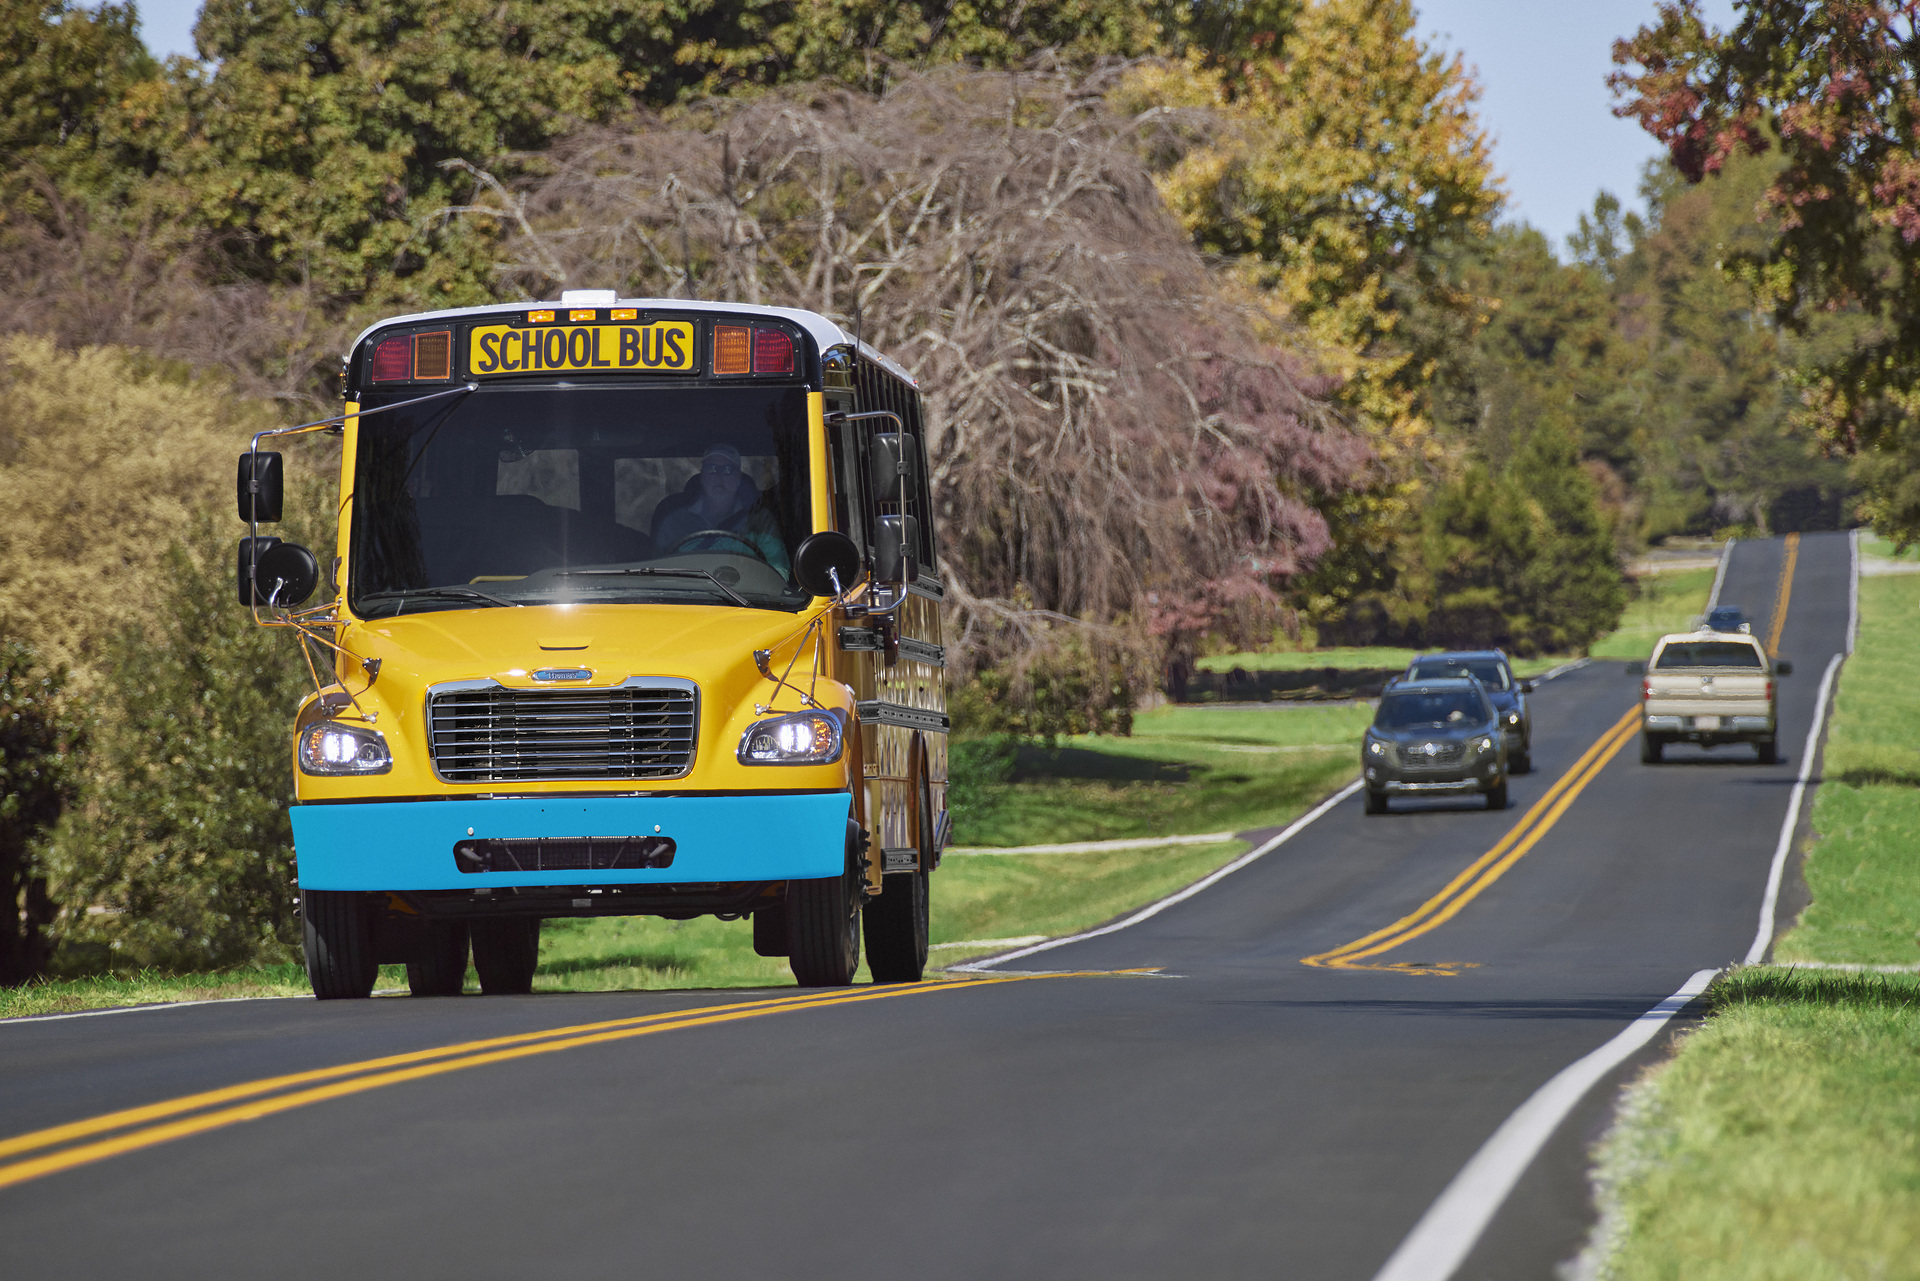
[{"x1": 1645, "y1": 670, "x2": 1770, "y2": 718}]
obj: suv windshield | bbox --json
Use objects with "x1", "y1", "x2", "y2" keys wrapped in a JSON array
[
  {"x1": 1407, "y1": 658, "x2": 1510, "y2": 690},
  {"x1": 1655, "y1": 641, "x2": 1764, "y2": 669},
  {"x1": 1375, "y1": 688, "x2": 1491, "y2": 730},
  {"x1": 349, "y1": 384, "x2": 813, "y2": 617}
]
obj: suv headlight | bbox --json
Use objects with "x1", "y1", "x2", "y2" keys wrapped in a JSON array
[
  {"x1": 739, "y1": 711, "x2": 843, "y2": 765},
  {"x1": 298, "y1": 721, "x2": 392, "y2": 775},
  {"x1": 1507, "y1": 712, "x2": 1520, "y2": 725},
  {"x1": 1473, "y1": 736, "x2": 1494, "y2": 754},
  {"x1": 1366, "y1": 740, "x2": 1386, "y2": 756}
]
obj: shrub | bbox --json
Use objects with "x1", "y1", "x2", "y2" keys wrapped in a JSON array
[{"x1": 0, "y1": 640, "x2": 80, "y2": 984}]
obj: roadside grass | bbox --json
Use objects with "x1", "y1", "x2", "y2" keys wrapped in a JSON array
[
  {"x1": 1587, "y1": 565, "x2": 1716, "y2": 660},
  {"x1": 1196, "y1": 646, "x2": 1567, "y2": 678},
  {"x1": 0, "y1": 963, "x2": 412, "y2": 1020},
  {"x1": 1582, "y1": 550, "x2": 1920, "y2": 1277},
  {"x1": 1584, "y1": 968, "x2": 1920, "y2": 1281}
]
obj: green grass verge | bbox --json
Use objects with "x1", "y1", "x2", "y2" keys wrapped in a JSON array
[
  {"x1": 1196, "y1": 646, "x2": 1567, "y2": 678},
  {"x1": 1587, "y1": 565, "x2": 1716, "y2": 660},
  {"x1": 0, "y1": 963, "x2": 414, "y2": 1020},
  {"x1": 1585, "y1": 968, "x2": 1920, "y2": 1281},
  {"x1": 1584, "y1": 548, "x2": 1920, "y2": 1277}
]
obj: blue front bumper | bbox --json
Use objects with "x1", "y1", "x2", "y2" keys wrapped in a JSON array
[{"x1": 290, "y1": 792, "x2": 852, "y2": 891}]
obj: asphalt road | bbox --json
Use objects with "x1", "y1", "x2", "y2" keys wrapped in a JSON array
[{"x1": 0, "y1": 532, "x2": 1853, "y2": 1280}]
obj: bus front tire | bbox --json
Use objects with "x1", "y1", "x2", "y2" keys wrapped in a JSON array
[
  {"x1": 406, "y1": 920, "x2": 470, "y2": 996},
  {"x1": 866, "y1": 778, "x2": 933, "y2": 984},
  {"x1": 788, "y1": 831, "x2": 864, "y2": 987},
  {"x1": 471, "y1": 917, "x2": 541, "y2": 995},
  {"x1": 303, "y1": 890, "x2": 378, "y2": 1000}
]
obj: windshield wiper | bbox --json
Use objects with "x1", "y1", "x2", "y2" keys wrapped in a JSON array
[
  {"x1": 553, "y1": 567, "x2": 752, "y2": 609},
  {"x1": 358, "y1": 587, "x2": 524, "y2": 615}
]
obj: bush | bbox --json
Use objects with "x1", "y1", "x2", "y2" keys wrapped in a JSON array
[
  {"x1": 0, "y1": 640, "x2": 80, "y2": 984},
  {"x1": 45, "y1": 496, "x2": 333, "y2": 975}
]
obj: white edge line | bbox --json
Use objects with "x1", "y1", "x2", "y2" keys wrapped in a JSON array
[
  {"x1": 1743, "y1": 648, "x2": 1843, "y2": 965},
  {"x1": 1370, "y1": 968, "x2": 1720, "y2": 1281},
  {"x1": 948, "y1": 779, "x2": 1365, "y2": 972},
  {"x1": 1539, "y1": 656, "x2": 1591, "y2": 682},
  {"x1": 1706, "y1": 536, "x2": 1733, "y2": 609},
  {"x1": 3, "y1": 994, "x2": 311, "y2": 1025},
  {"x1": 1847, "y1": 527, "x2": 1860, "y2": 655}
]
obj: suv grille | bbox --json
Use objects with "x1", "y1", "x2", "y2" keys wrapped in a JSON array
[
  {"x1": 1396, "y1": 741, "x2": 1465, "y2": 769},
  {"x1": 428, "y1": 682, "x2": 696, "y2": 782}
]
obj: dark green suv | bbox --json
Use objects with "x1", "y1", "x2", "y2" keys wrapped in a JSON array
[{"x1": 1362, "y1": 677, "x2": 1509, "y2": 814}]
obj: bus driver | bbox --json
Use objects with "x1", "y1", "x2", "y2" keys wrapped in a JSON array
[{"x1": 652, "y1": 443, "x2": 790, "y2": 575}]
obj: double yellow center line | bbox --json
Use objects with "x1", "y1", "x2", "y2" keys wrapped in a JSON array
[
  {"x1": 1301, "y1": 706, "x2": 1643, "y2": 975},
  {"x1": 1766, "y1": 532, "x2": 1800, "y2": 657},
  {"x1": 0, "y1": 975, "x2": 1057, "y2": 1192}
]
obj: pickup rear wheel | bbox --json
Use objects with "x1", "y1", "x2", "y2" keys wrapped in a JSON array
[
  {"x1": 1756, "y1": 738, "x2": 1778, "y2": 765},
  {"x1": 1641, "y1": 734, "x2": 1664, "y2": 764}
]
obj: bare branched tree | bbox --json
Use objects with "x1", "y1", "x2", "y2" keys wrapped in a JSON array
[{"x1": 483, "y1": 66, "x2": 1375, "y2": 692}]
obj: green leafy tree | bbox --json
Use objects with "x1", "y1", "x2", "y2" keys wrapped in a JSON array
[
  {"x1": 0, "y1": 0, "x2": 156, "y2": 204},
  {"x1": 0, "y1": 639, "x2": 80, "y2": 985},
  {"x1": 1612, "y1": 0, "x2": 1920, "y2": 539},
  {"x1": 46, "y1": 500, "x2": 331, "y2": 975}
]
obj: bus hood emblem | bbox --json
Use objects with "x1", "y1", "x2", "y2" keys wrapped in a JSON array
[{"x1": 533, "y1": 668, "x2": 594, "y2": 682}]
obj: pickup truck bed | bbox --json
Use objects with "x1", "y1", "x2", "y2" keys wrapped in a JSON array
[{"x1": 1635, "y1": 631, "x2": 1788, "y2": 764}]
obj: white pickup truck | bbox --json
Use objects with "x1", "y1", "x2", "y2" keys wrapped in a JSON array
[{"x1": 1628, "y1": 631, "x2": 1792, "y2": 764}]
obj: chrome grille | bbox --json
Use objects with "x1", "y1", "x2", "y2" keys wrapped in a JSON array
[
  {"x1": 1395, "y1": 741, "x2": 1465, "y2": 769},
  {"x1": 428, "y1": 681, "x2": 696, "y2": 782}
]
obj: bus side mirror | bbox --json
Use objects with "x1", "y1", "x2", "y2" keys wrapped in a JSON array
[
  {"x1": 1624, "y1": 662, "x2": 1644, "y2": 676},
  {"x1": 238, "y1": 539, "x2": 319, "y2": 607},
  {"x1": 237, "y1": 452, "x2": 284, "y2": 523},
  {"x1": 1775, "y1": 659, "x2": 1793, "y2": 676},
  {"x1": 793, "y1": 531, "x2": 863, "y2": 599},
  {"x1": 871, "y1": 433, "x2": 917, "y2": 489},
  {"x1": 873, "y1": 515, "x2": 918, "y2": 587}
]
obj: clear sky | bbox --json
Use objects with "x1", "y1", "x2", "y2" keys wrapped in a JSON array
[
  {"x1": 131, "y1": 0, "x2": 1739, "y2": 257},
  {"x1": 1414, "y1": 0, "x2": 1740, "y2": 251}
]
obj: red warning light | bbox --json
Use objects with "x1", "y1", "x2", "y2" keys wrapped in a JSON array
[
  {"x1": 752, "y1": 328, "x2": 795, "y2": 374},
  {"x1": 371, "y1": 336, "x2": 412, "y2": 382}
]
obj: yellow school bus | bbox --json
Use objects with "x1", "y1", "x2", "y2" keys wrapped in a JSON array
[{"x1": 237, "y1": 292, "x2": 947, "y2": 998}]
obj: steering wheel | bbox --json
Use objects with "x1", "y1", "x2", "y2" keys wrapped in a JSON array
[{"x1": 671, "y1": 529, "x2": 776, "y2": 567}]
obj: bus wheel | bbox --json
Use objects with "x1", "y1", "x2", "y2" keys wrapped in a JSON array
[
  {"x1": 471, "y1": 918, "x2": 541, "y2": 995},
  {"x1": 866, "y1": 780, "x2": 932, "y2": 984},
  {"x1": 406, "y1": 920, "x2": 470, "y2": 996},
  {"x1": 303, "y1": 890, "x2": 378, "y2": 1000},
  {"x1": 788, "y1": 827, "x2": 863, "y2": 987}
]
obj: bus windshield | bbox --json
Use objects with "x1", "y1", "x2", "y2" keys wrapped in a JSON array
[{"x1": 349, "y1": 384, "x2": 814, "y2": 617}]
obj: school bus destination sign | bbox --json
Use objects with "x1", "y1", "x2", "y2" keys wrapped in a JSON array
[{"x1": 468, "y1": 321, "x2": 696, "y2": 376}]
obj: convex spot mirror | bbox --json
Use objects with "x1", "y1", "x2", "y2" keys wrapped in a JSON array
[
  {"x1": 237, "y1": 452, "x2": 284, "y2": 523},
  {"x1": 873, "y1": 515, "x2": 918, "y2": 587},
  {"x1": 238, "y1": 539, "x2": 320, "y2": 608},
  {"x1": 793, "y1": 531, "x2": 863, "y2": 599}
]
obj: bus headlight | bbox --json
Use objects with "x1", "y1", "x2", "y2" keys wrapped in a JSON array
[
  {"x1": 298, "y1": 721, "x2": 392, "y2": 775},
  {"x1": 739, "y1": 711, "x2": 843, "y2": 765}
]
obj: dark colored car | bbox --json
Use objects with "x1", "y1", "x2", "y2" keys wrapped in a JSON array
[
  {"x1": 1362, "y1": 677, "x2": 1509, "y2": 814},
  {"x1": 1702, "y1": 605, "x2": 1751, "y2": 634},
  {"x1": 1402, "y1": 650, "x2": 1534, "y2": 772}
]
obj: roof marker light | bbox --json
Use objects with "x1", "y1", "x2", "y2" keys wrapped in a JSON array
[
  {"x1": 527, "y1": 309, "x2": 555, "y2": 323},
  {"x1": 568, "y1": 309, "x2": 597, "y2": 322},
  {"x1": 610, "y1": 308, "x2": 638, "y2": 321}
]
